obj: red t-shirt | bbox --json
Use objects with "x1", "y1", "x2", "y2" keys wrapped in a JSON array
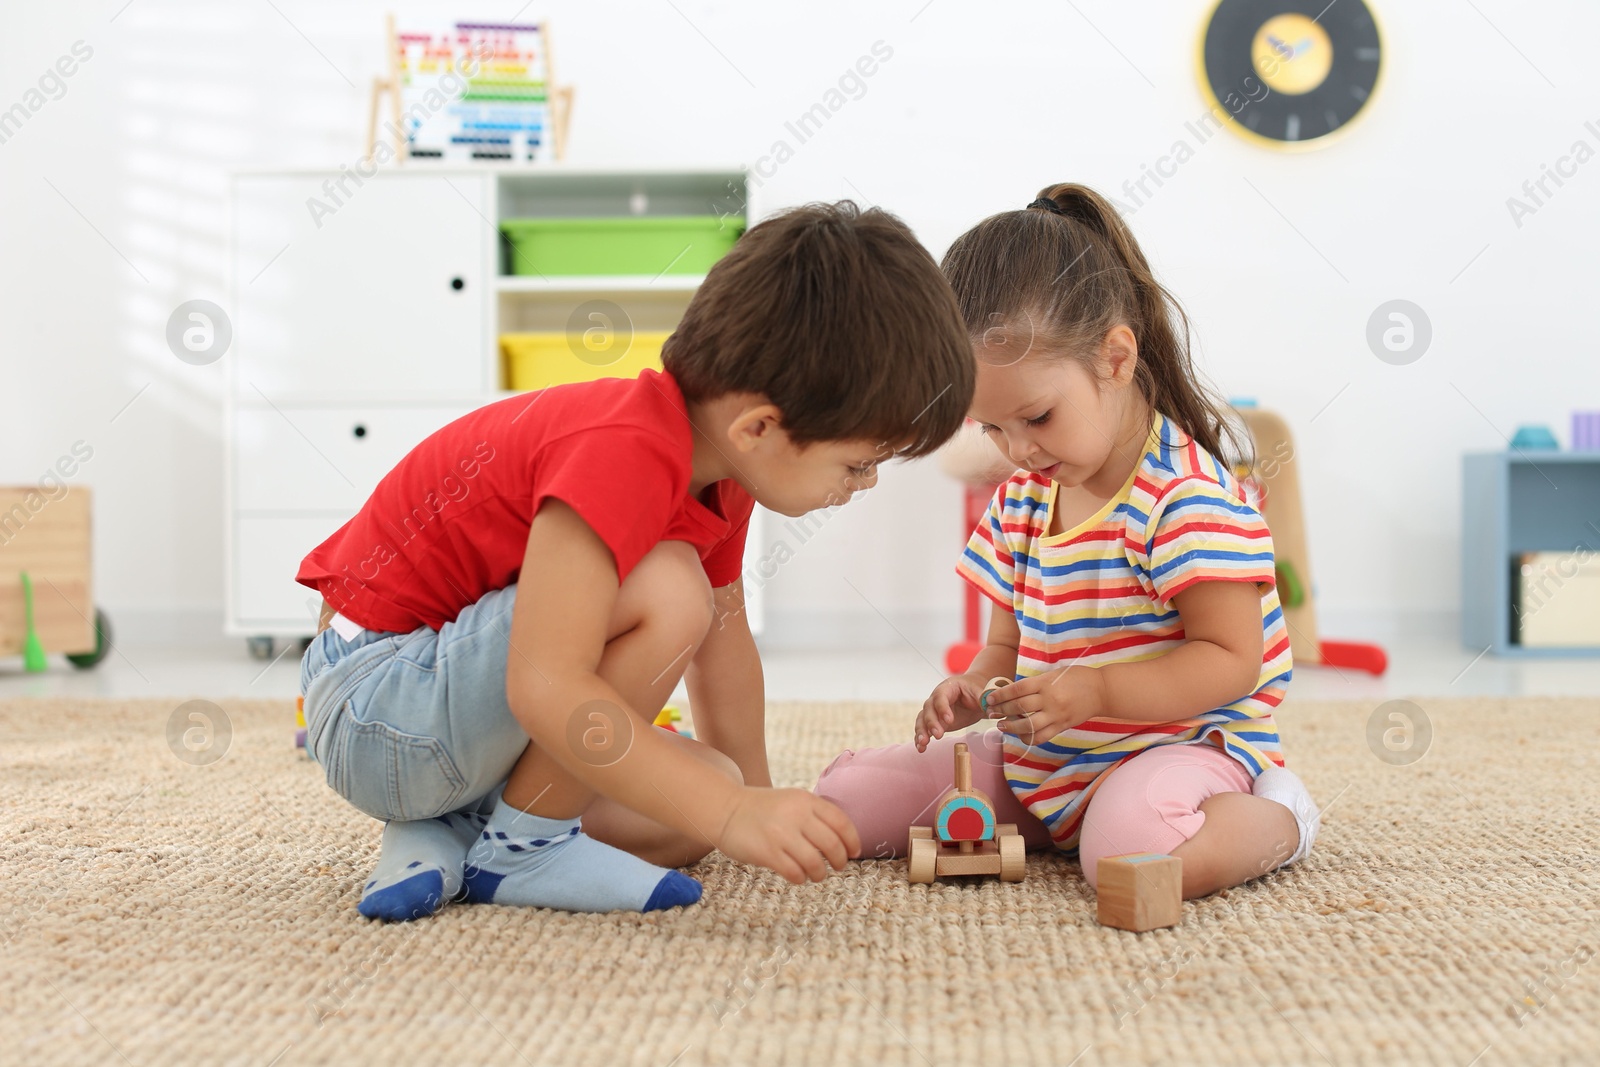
[{"x1": 296, "y1": 369, "x2": 755, "y2": 633}]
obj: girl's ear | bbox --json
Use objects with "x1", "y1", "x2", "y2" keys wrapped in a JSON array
[
  {"x1": 1099, "y1": 324, "x2": 1139, "y2": 386},
  {"x1": 726, "y1": 402, "x2": 786, "y2": 453}
]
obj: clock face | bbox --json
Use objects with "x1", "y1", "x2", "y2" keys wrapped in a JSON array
[{"x1": 1200, "y1": 0, "x2": 1382, "y2": 146}]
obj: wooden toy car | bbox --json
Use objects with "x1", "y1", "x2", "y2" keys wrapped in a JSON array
[{"x1": 908, "y1": 741, "x2": 1025, "y2": 884}]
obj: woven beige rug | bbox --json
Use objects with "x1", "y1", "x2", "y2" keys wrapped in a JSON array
[{"x1": 1, "y1": 696, "x2": 1597, "y2": 1066}]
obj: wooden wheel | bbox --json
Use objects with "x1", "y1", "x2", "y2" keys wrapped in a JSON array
[
  {"x1": 999, "y1": 832, "x2": 1025, "y2": 882},
  {"x1": 908, "y1": 836, "x2": 937, "y2": 884}
]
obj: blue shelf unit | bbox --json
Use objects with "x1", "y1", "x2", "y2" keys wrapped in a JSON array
[{"x1": 1462, "y1": 451, "x2": 1600, "y2": 657}]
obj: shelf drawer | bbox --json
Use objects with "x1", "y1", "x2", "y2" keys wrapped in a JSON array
[
  {"x1": 232, "y1": 514, "x2": 346, "y2": 632},
  {"x1": 234, "y1": 173, "x2": 488, "y2": 395},
  {"x1": 234, "y1": 404, "x2": 478, "y2": 513}
]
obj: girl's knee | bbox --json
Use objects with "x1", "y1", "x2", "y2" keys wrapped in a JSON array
[
  {"x1": 1078, "y1": 812, "x2": 1183, "y2": 891},
  {"x1": 813, "y1": 744, "x2": 928, "y2": 860},
  {"x1": 814, "y1": 749, "x2": 870, "y2": 817},
  {"x1": 1078, "y1": 809, "x2": 1151, "y2": 892},
  {"x1": 1078, "y1": 746, "x2": 1253, "y2": 890},
  {"x1": 1077, "y1": 755, "x2": 1196, "y2": 889}
]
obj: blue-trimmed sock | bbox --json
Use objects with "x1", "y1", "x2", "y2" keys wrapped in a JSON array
[
  {"x1": 357, "y1": 810, "x2": 485, "y2": 922},
  {"x1": 461, "y1": 797, "x2": 701, "y2": 913}
]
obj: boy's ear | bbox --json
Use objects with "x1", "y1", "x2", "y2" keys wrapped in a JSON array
[
  {"x1": 1099, "y1": 324, "x2": 1139, "y2": 386},
  {"x1": 726, "y1": 402, "x2": 786, "y2": 453}
]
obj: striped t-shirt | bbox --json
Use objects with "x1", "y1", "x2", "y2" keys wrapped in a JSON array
[{"x1": 957, "y1": 411, "x2": 1293, "y2": 855}]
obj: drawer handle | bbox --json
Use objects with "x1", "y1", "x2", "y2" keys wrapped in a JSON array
[
  {"x1": 450, "y1": 276, "x2": 466, "y2": 291},
  {"x1": 352, "y1": 424, "x2": 367, "y2": 439}
]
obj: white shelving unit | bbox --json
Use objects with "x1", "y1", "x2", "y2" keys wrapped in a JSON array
[
  {"x1": 494, "y1": 275, "x2": 707, "y2": 293},
  {"x1": 227, "y1": 164, "x2": 757, "y2": 659}
]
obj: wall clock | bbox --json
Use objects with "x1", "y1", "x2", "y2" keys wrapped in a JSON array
[{"x1": 1198, "y1": 0, "x2": 1383, "y2": 148}]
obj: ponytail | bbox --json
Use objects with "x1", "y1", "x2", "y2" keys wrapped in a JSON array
[{"x1": 942, "y1": 182, "x2": 1251, "y2": 468}]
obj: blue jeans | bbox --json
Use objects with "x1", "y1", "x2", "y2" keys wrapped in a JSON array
[{"x1": 299, "y1": 584, "x2": 529, "y2": 822}]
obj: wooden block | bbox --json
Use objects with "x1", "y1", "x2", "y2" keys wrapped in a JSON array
[{"x1": 1096, "y1": 853, "x2": 1182, "y2": 932}]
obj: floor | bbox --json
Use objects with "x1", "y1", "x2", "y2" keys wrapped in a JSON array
[
  {"x1": 8, "y1": 693, "x2": 1593, "y2": 1066},
  {"x1": 3, "y1": 627, "x2": 1599, "y2": 702}
]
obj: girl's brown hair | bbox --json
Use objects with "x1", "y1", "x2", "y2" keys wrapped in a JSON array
[{"x1": 940, "y1": 182, "x2": 1249, "y2": 466}]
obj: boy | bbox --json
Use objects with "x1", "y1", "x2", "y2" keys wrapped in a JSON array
[{"x1": 296, "y1": 201, "x2": 973, "y2": 920}]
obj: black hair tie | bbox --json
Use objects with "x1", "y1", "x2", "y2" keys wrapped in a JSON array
[{"x1": 1028, "y1": 197, "x2": 1068, "y2": 215}]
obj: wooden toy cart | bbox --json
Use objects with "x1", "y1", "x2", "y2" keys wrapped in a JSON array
[
  {"x1": 908, "y1": 742, "x2": 1025, "y2": 884},
  {"x1": 0, "y1": 486, "x2": 110, "y2": 669}
]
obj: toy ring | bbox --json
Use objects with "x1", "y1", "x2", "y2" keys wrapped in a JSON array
[{"x1": 979, "y1": 676, "x2": 1012, "y2": 715}]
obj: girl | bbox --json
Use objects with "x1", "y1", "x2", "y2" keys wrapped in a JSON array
[{"x1": 816, "y1": 183, "x2": 1320, "y2": 899}]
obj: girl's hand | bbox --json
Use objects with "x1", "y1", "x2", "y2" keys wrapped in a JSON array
[
  {"x1": 984, "y1": 666, "x2": 1106, "y2": 746},
  {"x1": 914, "y1": 674, "x2": 986, "y2": 752}
]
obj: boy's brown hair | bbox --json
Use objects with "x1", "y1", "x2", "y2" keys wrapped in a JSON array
[{"x1": 663, "y1": 201, "x2": 973, "y2": 458}]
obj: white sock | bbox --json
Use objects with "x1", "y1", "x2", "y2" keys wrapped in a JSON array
[{"x1": 1252, "y1": 766, "x2": 1320, "y2": 868}]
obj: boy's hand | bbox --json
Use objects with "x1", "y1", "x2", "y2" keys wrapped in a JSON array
[
  {"x1": 985, "y1": 665, "x2": 1106, "y2": 745},
  {"x1": 914, "y1": 673, "x2": 987, "y2": 752},
  {"x1": 718, "y1": 787, "x2": 861, "y2": 884}
]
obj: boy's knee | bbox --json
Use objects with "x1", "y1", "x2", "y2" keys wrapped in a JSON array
[{"x1": 618, "y1": 541, "x2": 714, "y2": 640}]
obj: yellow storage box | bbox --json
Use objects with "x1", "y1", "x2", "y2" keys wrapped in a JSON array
[{"x1": 501, "y1": 330, "x2": 671, "y2": 391}]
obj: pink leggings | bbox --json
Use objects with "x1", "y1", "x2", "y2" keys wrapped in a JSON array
[{"x1": 814, "y1": 730, "x2": 1253, "y2": 889}]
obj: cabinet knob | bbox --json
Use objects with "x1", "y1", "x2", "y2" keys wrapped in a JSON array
[
  {"x1": 352, "y1": 424, "x2": 367, "y2": 439},
  {"x1": 450, "y1": 276, "x2": 466, "y2": 291}
]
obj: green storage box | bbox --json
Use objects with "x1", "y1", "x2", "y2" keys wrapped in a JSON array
[{"x1": 499, "y1": 215, "x2": 745, "y2": 277}]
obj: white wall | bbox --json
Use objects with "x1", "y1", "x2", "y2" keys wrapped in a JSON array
[{"x1": 3, "y1": 1, "x2": 1598, "y2": 651}]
